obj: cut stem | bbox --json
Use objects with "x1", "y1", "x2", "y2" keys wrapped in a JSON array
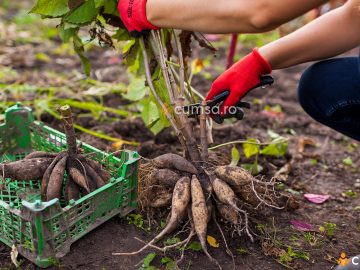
[
  {"x1": 200, "y1": 100, "x2": 208, "y2": 161},
  {"x1": 59, "y1": 105, "x2": 77, "y2": 158}
]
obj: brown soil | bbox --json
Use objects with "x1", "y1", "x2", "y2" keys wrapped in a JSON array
[{"x1": 1, "y1": 60, "x2": 359, "y2": 270}]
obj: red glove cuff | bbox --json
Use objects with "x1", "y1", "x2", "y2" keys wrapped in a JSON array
[
  {"x1": 118, "y1": 0, "x2": 159, "y2": 32},
  {"x1": 252, "y1": 48, "x2": 272, "y2": 74}
]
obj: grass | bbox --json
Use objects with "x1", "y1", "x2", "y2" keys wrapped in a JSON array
[{"x1": 303, "y1": 232, "x2": 324, "y2": 247}]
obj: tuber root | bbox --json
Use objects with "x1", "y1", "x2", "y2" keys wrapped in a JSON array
[
  {"x1": 24, "y1": 151, "x2": 57, "y2": 160},
  {"x1": 154, "y1": 153, "x2": 198, "y2": 174},
  {"x1": 153, "y1": 169, "x2": 181, "y2": 188},
  {"x1": 1, "y1": 158, "x2": 53, "y2": 181},
  {"x1": 113, "y1": 176, "x2": 191, "y2": 256},
  {"x1": 68, "y1": 165, "x2": 90, "y2": 193},
  {"x1": 65, "y1": 175, "x2": 81, "y2": 202},
  {"x1": 47, "y1": 156, "x2": 67, "y2": 201}
]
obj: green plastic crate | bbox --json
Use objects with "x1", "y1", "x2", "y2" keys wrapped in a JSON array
[{"x1": 0, "y1": 103, "x2": 140, "y2": 268}]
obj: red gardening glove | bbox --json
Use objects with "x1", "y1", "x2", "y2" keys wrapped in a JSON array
[
  {"x1": 206, "y1": 48, "x2": 272, "y2": 115},
  {"x1": 118, "y1": 0, "x2": 159, "y2": 33}
]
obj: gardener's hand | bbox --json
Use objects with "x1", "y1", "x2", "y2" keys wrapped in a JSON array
[
  {"x1": 118, "y1": 0, "x2": 159, "y2": 33},
  {"x1": 206, "y1": 49, "x2": 272, "y2": 115}
]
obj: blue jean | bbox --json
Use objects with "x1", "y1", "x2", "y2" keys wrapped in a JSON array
[{"x1": 298, "y1": 55, "x2": 360, "y2": 141}]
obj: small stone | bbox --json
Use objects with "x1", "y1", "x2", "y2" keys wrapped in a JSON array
[
  {"x1": 336, "y1": 197, "x2": 345, "y2": 203},
  {"x1": 355, "y1": 183, "x2": 360, "y2": 189}
]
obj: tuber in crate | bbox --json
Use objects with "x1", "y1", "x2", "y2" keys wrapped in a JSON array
[{"x1": 0, "y1": 103, "x2": 139, "y2": 268}]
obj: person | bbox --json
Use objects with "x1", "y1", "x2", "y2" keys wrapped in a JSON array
[
  {"x1": 117, "y1": 0, "x2": 360, "y2": 142},
  {"x1": 118, "y1": 0, "x2": 330, "y2": 33},
  {"x1": 117, "y1": 1, "x2": 360, "y2": 268},
  {"x1": 118, "y1": 0, "x2": 360, "y2": 141}
]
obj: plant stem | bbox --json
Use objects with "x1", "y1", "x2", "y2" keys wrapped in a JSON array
[
  {"x1": 200, "y1": 100, "x2": 208, "y2": 161},
  {"x1": 170, "y1": 65, "x2": 201, "y2": 102},
  {"x1": 206, "y1": 119, "x2": 214, "y2": 145},
  {"x1": 148, "y1": 33, "x2": 188, "y2": 151},
  {"x1": 154, "y1": 31, "x2": 179, "y2": 102},
  {"x1": 173, "y1": 30, "x2": 185, "y2": 97},
  {"x1": 168, "y1": 64, "x2": 215, "y2": 147},
  {"x1": 165, "y1": 60, "x2": 180, "y2": 68},
  {"x1": 150, "y1": 30, "x2": 201, "y2": 162},
  {"x1": 150, "y1": 31, "x2": 176, "y2": 106},
  {"x1": 208, "y1": 138, "x2": 289, "y2": 150},
  {"x1": 139, "y1": 37, "x2": 181, "y2": 137}
]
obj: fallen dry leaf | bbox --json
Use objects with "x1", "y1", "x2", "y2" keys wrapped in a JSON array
[
  {"x1": 261, "y1": 240, "x2": 286, "y2": 257},
  {"x1": 274, "y1": 162, "x2": 292, "y2": 182},
  {"x1": 191, "y1": 58, "x2": 205, "y2": 74},
  {"x1": 111, "y1": 141, "x2": 124, "y2": 150},
  {"x1": 290, "y1": 220, "x2": 315, "y2": 232},
  {"x1": 297, "y1": 137, "x2": 317, "y2": 154},
  {"x1": 207, "y1": 235, "x2": 219, "y2": 248},
  {"x1": 304, "y1": 193, "x2": 330, "y2": 204},
  {"x1": 11, "y1": 245, "x2": 20, "y2": 268},
  {"x1": 260, "y1": 110, "x2": 285, "y2": 119}
]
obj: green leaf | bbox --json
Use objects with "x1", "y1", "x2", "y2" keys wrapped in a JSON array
[
  {"x1": 243, "y1": 139, "x2": 260, "y2": 158},
  {"x1": 163, "y1": 237, "x2": 181, "y2": 246},
  {"x1": 236, "y1": 247, "x2": 249, "y2": 255},
  {"x1": 73, "y1": 34, "x2": 91, "y2": 76},
  {"x1": 150, "y1": 113, "x2": 169, "y2": 135},
  {"x1": 123, "y1": 79, "x2": 148, "y2": 101},
  {"x1": 94, "y1": 0, "x2": 106, "y2": 8},
  {"x1": 125, "y1": 42, "x2": 143, "y2": 75},
  {"x1": 113, "y1": 28, "x2": 132, "y2": 41},
  {"x1": 264, "y1": 104, "x2": 282, "y2": 113},
  {"x1": 63, "y1": 22, "x2": 80, "y2": 30},
  {"x1": 68, "y1": 0, "x2": 85, "y2": 10},
  {"x1": 343, "y1": 157, "x2": 353, "y2": 166},
  {"x1": 104, "y1": 0, "x2": 117, "y2": 14},
  {"x1": 141, "y1": 99, "x2": 160, "y2": 129},
  {"x1": 152, "y1": 75, "x2": 171, "y2": 104},
  {"x1": 163, "y1": 258, "x2": 177, "y2": 270},
  {"x1": 161, "y1": 257, "x2": 172, "y2": 264},
  {"x1": 59, "y1": 25, "x2": 77, "y2": 42},
  {"x1": 230, "y1": 146, "x2": 240, "y2": 167},
  {"x1": 65, "y1": 0, "x2": 97, "y2": 24},
  {"x1": 123, "y1": 40, "x2": 136, "y2": 54},
  {"x1": 142, "y1": 267, "x2": 157, "y2": 270},
  {"x1": 127, "y1": 214, "x2": 144, "y2": 228},
  {"x1": 145, "y1": 92, "x2": 171, "y2": 135},
  {"x1": 30, "y1": 0, "x2": 69, "y2": 17},
  {"x1": 260, "y1": 139, "x2": 288, "y2": 157},
  {"x1": 310, "y1": 159, "x2": 318, "y2": 165},
  {"x1": 186, "y1": 241, "x2": 202, "y2": 252},
  {"x1": 142, "y1": 253, "x2": 156, "y2": 268},
  {"x1": 267, "y1": 130, "x2": 281, "y2": 139},
  {"x1": 160, "y1": 219, "x2": 166, "y2": 229},
  {"x1": 323, "y1": 222, "x2": 337, "y2": 237},
  {"x1": 343, "y1": 189, "x2": 357, "y2": 198},
  {"x1": 241, "y1": 163, "x2": 263, "y2": 175}
]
